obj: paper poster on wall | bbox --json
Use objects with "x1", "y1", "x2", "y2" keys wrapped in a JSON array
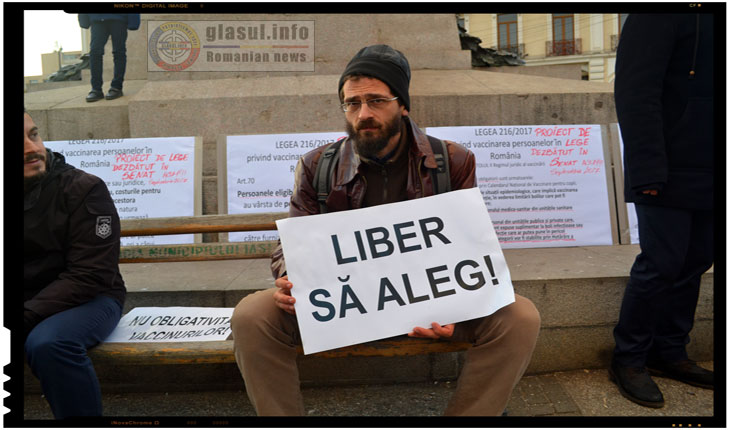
[
  {"x1": 105, "y1": 307, "x2": 233, "y2": 343},
  {"x1": 616, "y1": 126, "x2": 640, "y2": 244},
  {"x1": 426, "y1": 125, "x2": 613, "y2": 249},
  {"x1": 223, "y1": 131, "x2": 345, "y2": 242},
  {"x1": 277, "y1": 188, "x2": 515, "y2": 355},
  {"x1": 46, "y1": 137, "x2": 200, "y2": 246}
]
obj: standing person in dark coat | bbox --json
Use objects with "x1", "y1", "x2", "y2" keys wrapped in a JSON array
[
  {"x1": 610, "y1": 13, "x2": 714, "y2": 408},
  {"x1": 78, "y1": 13, "x2": 141, "y2": 102},
  {"x1": 24, "y1": 109, "x2": 126, "y2": 418}
]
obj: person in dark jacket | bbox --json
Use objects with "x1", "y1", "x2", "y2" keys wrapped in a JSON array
[
  {"x1": 78, "y1": 13, "x2": 141, "y2": 102},
  {"x1": 610, "y1": 14, "x2": 714, "y2": 408},
  {"x1": 24, "y1": 109, "x2": 126, "y2": 418},
  {"x1": 230, "y1": 45, "x2": 541, "y2": 416}
]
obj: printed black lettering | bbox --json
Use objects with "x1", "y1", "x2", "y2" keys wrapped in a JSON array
[
  {"x1": 331, "y1": 234, "x2": 357, "y2": 265},
  {"x1": 393, "y1": 221, "x2": 422, "y2": 253},
  {"x1": 419, "y1": 217, "x2": 451, "y2": 248},
  {"x1": 454, "y1": 259, "x2": 486, "y2": 291},
  {"x1": 426, "y1": 265, "x2": 456, "y2": 298},
  {"x1": 377, "y1": 277, "x2": 406, "y2": 311},
  {"x1": 310, "y1": 289, "x2": 335, "y2": 322},
  {"x1": 339, "y1": 284, "x2": 367, "y2": 318},
  {"x1": 365, "y1": 227, "x2": 394, "y2": 258}
]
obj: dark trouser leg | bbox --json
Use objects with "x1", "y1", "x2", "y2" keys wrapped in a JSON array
[
  {"x1": 107, "y1": 20, "x2": 128, "y2": 90},
  {"x1": 613, "y1": 205, "x2": 713, "y2": 367},
  {"x1": 25, "y1": 295, "x2": 122, "y2": 419},
  {"x1": 89, "y1": 22, "x2": 111, "y2": 92},
  {"x1": 650, "y1": 209, "x2": 713, "y2": 363}
]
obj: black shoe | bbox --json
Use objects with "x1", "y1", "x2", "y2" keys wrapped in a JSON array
[
  {"x1": 647, "y1": 359, "x2": 713, "y2": 389},
  {"x1": 86, "y1": 90, "x2": 104, "y2": 102},
  {"x1": 105, "y1": 87, "x2": 123, "y2": 100},
  {"x1": 609, "y1": 360, "x2": 664, "y2": 408}
]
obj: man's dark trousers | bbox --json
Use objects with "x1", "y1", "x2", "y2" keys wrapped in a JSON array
[
  {"x1": 613, "y1": 204, "x2": 714, "y2": 367},
  {"x1": 89, "y1": 19, "x2": 128, "y2": 92},
  {"x1": 25, "y1": 295, "x2": 122, "y2": 419}
]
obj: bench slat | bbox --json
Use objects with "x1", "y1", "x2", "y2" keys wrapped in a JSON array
[
  {"x1": 120, "y1": 241, "x2": 279, "y2": 263},
  {"x1": 90, "y1": 338, "x2": 471, "y2": 365},
  {"x1": 120, "y1": 213, "x2": 287, "y2": 237}
]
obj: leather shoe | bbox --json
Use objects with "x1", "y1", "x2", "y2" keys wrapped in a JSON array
[
  {"x1": 105, "y1": 87, "x2": 123, "y2": 100},
  {"x1": 86, "y1": 90, "x2": 104, "y2": 102},
  {"x1": 647, "y1": 359, "x2": 713, "y2": 389},
  {"x1": 609, "y1": 359, "x2": 664, "y2": 408}
]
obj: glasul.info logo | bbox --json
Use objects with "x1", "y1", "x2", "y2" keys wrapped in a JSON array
[{"x1": 148, "y1": 22, "x2": 201, "y2": 71}]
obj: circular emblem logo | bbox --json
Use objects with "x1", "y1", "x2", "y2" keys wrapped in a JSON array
[{"x1": 148, "y1": 22, "x2": 201, "y2": 71}]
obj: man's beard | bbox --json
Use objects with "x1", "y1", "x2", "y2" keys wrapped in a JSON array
[
  {"x1": 24, "y1": 153, "x2": 47, "y2": 194},
  {"x1": 346, "y1": 114, "x2": 403, "y2": 160},
  {"x1": 24, "y1": 170, "x2": 48, "y2": 194}
]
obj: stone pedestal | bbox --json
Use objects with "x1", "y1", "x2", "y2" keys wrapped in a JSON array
[{"x1": 124, "y1": 13, "x2": 471, "y2": 81}]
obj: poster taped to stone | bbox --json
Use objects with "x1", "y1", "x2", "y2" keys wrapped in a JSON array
[
  {"x1": 105, "y1": 307, "x2": 234, "y2": 343},
  {"x1": 46, "y1": 137, "x2": 199, "y2": 246},
  {"x1": 426, "y1": 125, "x2": 613, "y2": 248},
  {"x1": 225, "y1": 131, "x2": 345, "y2": 242},
  {"x1": 616, "y1": 125, "x2": 640, "y2": 244},
  {"x1": 276, "y1": 187, "x2": 515, "y2": 355}
]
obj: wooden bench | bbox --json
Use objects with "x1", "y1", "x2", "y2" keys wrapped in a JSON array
[{"x1": 112, "y1": 213, "x2": 472, "y2": 364}]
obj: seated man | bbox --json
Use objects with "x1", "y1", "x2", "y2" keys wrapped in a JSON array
[
  {"x1": 24, "y1": 108, "x2": 126, "y2": 419},
  {"x1": 230, "y1": 45, "x2": 540, "y2": 416}
]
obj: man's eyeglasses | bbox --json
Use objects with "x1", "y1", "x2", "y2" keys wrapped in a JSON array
[{"x1": 340, "y1": 97, "x2": 398, "y2": 113}]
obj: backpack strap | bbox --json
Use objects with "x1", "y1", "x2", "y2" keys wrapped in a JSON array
[
  {"x1": 313, "y1": 138, "x2": 345, "y2": 214},
  {"x1": 427, "y1": 135, "x2": 451, "y2": 194}
]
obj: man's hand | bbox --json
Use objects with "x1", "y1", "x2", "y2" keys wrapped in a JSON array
[
  {"x1": 408, "y1": 322, "x2": 454, "y2": 339},
  {"x1": 273, "y1": 275, "x2": 296, "y2": 315}
]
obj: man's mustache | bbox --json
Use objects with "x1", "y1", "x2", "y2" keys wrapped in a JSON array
[
  {"x1": 25, "y1": 153, "x2": 45, "y2": 164},
  {"x1": 356, "y1": 119, "x2": 381, "y2": 131}
]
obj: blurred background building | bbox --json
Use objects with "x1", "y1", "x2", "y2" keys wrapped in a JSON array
[{"x1": 457, "y1": 13, "x2": 629, "y2": 82}]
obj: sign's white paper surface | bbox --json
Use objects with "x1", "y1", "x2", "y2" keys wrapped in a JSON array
[
  {"x1": 105, "y1": 307, "x2": 233, "y2": 343},
  {"x1": 276, "y1": 188, "x2": 515, "y2": 355}
]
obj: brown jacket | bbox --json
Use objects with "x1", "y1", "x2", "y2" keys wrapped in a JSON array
[{"x1": 271, "y1": 116, "x2": 476, "y2": 278}]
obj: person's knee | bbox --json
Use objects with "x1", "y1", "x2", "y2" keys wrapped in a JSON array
[
  {"x1": 89, "y1": 46, "x2": 105, "y2": 57},
  {"x1": 25, "y1": 332, "x2": 84, "y2": 368},
  {"x1": 515, "y1": 295, "x2": 541, "y2": 333},
  {"x1": 231, "y1": 290, "x2": 277, "y2": 342},
  {"x1": 501, "y1": 295, "x2": 541, "y2": 339}
]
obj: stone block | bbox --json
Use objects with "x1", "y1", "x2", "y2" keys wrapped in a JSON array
[{"x1": 133, "y1": 14, "x2": 471, "y2": 82}]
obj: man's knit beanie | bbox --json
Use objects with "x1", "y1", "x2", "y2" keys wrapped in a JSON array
[{"x1": 338, "y1": 44, "x2": 411, "y2": 112}]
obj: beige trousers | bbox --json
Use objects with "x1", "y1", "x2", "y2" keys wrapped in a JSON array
[{"x1": 231, "y1": 288, "x2": 540, "y2": 416}]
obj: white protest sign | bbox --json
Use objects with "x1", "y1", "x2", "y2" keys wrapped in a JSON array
[
  {"x1": 46, "y1": 137, "x2": 200, "y2": 246},
  {"x1": 616, "y1": 126, "x2": 640, "y2": 244},
  {"x1": 105, "y1": 307, "x2": 233, "y2": 343},
  {"x1": 426, "y1": 125, "x2": 613, "y2": 248},
  {"x1": 223, "y1": 131, "x2": 345, "y2": 242},
  {"x1": 276, "y1": 187, "x2": 515, "y2": 355}
]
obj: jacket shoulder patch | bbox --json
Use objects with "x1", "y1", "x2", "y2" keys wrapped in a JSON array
[{"x1": 96, "y1": 216, "x2": 113, "y2": 239}]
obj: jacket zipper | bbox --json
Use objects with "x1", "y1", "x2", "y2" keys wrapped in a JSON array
[{"x1": 417, "y1": 157, "x2": 425, "y2": 197}]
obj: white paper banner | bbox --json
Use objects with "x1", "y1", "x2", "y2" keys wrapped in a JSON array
[
  {"x1": 426, "y1": 125, "x2": 613, "y2": 248},
  {"x1": 276, "y1": 188, "x2": 515, "y2": 355},
  {"x1": 46, "y1": 137, "x2": 198, "y2": 246},
  {"x1": 105, "y1": 307, "x2": 234, "y2": 343},
  {"x1": 616, "y1": 125, "x2": 640, "y2": 244},
  {"x1": 225, "y1": 131, "x2": 345, "y2": 242}
]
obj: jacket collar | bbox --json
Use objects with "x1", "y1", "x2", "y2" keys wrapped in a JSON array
[
  {"x1": 334, "y1": 116, "x2": 437, "y2": 186},
  {"x1": 24, "y1": 150, "x2": 74, "y2": 211}
]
